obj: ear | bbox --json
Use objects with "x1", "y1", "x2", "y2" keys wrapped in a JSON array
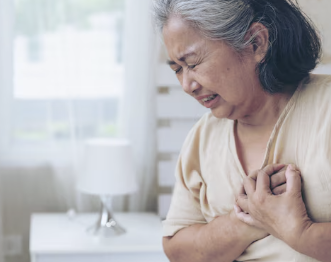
[{"x1": 244, "y1": 22, "x2": 269, "y2": 63}]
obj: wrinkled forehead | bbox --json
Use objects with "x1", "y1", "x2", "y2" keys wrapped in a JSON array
[{"x1": 162, "y1": 16, "x2": 205, "y2": 60}]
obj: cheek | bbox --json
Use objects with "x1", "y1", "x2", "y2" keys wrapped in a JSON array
[
  {"x1": 196, "y1": 64, "x2": 224, "y2": 86},
  {"x1": 208, "y1": 58, "x2": 238, "y2": 84}
]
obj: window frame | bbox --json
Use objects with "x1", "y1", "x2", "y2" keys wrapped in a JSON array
[{"x1": 0, "y1": 0, "x2": 125, "y2": 165}]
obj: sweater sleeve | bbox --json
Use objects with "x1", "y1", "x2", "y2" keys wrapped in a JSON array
[{"x1": 162, "y1": 115, "x2": 209, "y2": 236}]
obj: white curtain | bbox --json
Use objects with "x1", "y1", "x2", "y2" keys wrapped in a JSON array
[
  {"x1": 0, "y1": 0, "x2": 13, "y2": 261},
  {"x1": 74, "y1": 0, "x2": 158, "y2": 213},
  {"x1": 0, "y1": 0, "x2": 157, "y2": 260},
  {"x1": 0, "y1": 0, "x2": 156, "y2": 206},
  {"x1": 122, "y1": 0, "x2": 157, "y2": 212}
]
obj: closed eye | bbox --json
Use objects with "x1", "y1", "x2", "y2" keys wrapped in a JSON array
[
  {"x1": 175, "y1": 67, "x2": 182, "y2": 74},
  {"x1": 173, "y1": 64, "x2": 196, "y2": 75}
]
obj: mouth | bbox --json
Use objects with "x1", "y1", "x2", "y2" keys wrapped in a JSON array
[
  {"x1": 199, "y1": 94, "x2": 220, "y2": 109},
  {"x1": 201, "y1": 94, "x2": 218, "y2": 103}
]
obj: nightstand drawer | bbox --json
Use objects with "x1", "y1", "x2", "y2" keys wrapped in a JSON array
[
  {"x1": 30, "y1": 213, "x2": 168, "y2": 262},
  {"x1": 33, "y1": 253, "x2": 168, "y2": 262}
]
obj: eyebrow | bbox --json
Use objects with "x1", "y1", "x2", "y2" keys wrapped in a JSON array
[{"x1": 167, "y1": 52, "x2": 197, "y2": 65}]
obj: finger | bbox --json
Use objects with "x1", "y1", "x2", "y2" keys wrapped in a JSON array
[
  {"x1": 285, "y1": 164, "x2": 302, "y2": 194},
  {"x1": 248, "y1": 169, "x2": 258, "y2": 180},
  {"x1": 256, "y1": 164, "x2": 286, "y2": 194},
  {"x1": 249, "y1": 164, "x2": 284, "y2": 181},
  {"x1": 256, "y1": 168, "x2": 272, "y2": 194},
  {"x1": 272, "y1": 183, "x2": 286, "y2": 195},
  {"x1": 234, "y1": 205, "x2": 255, "y2": 226},
  {"x1": 238, "y1": 183, "x2": 246, "y2": 195},
  {"x1": 243, "y1": 176, "x2": 256, "y2": 196},
  {"x1": 263, "y1": 163, "x2": 286, "y2": 176},
  {"x1": 233, "y1": 203, "x2": 242, "y2": 213},
  {"x1": 270, "y1": 170, "x2": 286, "y2": 189},
  {"x1": 236, "y1": 194, "x2": 249, "y2": 213}
]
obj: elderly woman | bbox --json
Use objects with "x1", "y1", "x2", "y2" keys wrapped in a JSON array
[{"x1": 152, "y1": 0, "x2": 331, "y2": 261}]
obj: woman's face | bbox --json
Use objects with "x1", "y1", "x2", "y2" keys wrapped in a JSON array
[{"x1": 162, "y1": 16, "x2": 266, "y2": 120}]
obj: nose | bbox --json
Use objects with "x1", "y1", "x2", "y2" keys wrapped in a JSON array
[{"x1": 181, "y1": 70, "x2": 201, "y2": 95}]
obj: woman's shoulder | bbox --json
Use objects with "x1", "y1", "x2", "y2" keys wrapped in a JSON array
[
  {"x1": 180, "y1": 112, "x2": 231, "y2": 157},
  {"x1": 296, "y1": 73, "x2": 331, "y2": 119},
  {"x1": 301, "y1": 74, "x2": 331, "y2": 98},
  {"x1": 297, "y1": 74, "x2": 331, "y2": 105}
]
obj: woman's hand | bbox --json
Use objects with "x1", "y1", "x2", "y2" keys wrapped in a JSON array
[
  {"x1": 233, "y1": 164, "x2": 288, "y2": 239},
  {"x1": 246, "y1": 164, "x2": 287, "y2": 195},
  {"x1": 229, "y1": 206, "x2": 269, "y2": 241},
  {"x1": 235, "y1": 164, "x2": 313, "y2": 248}
]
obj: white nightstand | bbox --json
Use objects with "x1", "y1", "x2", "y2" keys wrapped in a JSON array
[{"x1": 30, "y1": 212, "x2": 169, "y2": 262}]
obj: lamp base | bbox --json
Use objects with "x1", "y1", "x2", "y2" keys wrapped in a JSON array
[{"x1": 87, "y1": 196, "x2": 125, "y2": 237}]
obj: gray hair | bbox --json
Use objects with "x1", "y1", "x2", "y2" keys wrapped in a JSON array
[
  {"x1": 152, "y1": 0, "x2": 255, "y2": 51},
  {"x1": 152, "y1": 0, "x2": 321, "y2": 94}
]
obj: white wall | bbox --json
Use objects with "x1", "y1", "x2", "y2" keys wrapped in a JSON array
[{"x1": 298, "y1": 0, "x2": 331, "y2": 62}]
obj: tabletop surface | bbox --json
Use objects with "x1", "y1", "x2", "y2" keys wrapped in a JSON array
[{"x1": 30, "y1": 212, "x2": 164, "y2": 254}]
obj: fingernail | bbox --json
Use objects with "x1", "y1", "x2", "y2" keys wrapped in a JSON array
[{"x1": 289, "y1": 164, "x2": 297, "y2": 171}]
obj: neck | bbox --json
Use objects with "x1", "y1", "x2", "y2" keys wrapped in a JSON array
[{"x1": 237, "y1": 90, "x2": 294, "y2": 133}]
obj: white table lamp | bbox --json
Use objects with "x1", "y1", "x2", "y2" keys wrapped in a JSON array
[{"x1": 77, "y1": 138, "x2": 137, "y2": 237}]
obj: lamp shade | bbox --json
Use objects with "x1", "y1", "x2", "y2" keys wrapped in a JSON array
[{"x1": 77, "y1": 138, "x2": 137, "y2": 195}]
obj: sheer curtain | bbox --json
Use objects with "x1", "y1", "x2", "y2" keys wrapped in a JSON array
[
  {"x1": 1, "y1": 0, "x2": 156, "y2": 204},
  {"x1": 122, "y1": 0, "x2": 157, "y2": 212},
  {"x1": 0, "y1": 0, "x2": 13, "y2": 261},
  {"x1": 0, "y1": 0, "x2": 156, "y2": 260}
]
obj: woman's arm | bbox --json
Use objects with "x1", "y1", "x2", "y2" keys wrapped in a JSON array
[
  {"x1": 236, "y1": 164, "x2": 331, "y2": 262},
  {"x1": 164, "y1": 164, "x2": 288, "y2": 262},
  {"x1": 296, "y1": 223, "x2": 331, "y2": 262},
  {"x1": 163, "y1": 210, "x2": 267, "y2": 262}
]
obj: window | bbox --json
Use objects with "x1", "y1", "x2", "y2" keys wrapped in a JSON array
[{"x1": 12, "y1": 0, "x2": 125, "y2": 148}]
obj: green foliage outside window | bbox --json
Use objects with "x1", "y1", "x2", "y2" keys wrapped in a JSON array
[{"x1": 15, "y1": 0, "x2": 125, "y2": 36}]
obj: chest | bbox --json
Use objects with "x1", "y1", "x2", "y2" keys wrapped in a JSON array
[
  {"x1": 234, "y1": 130, "x2": 271, "y2": 175},
  {"x1": 200, "y1": 119, "x2": 331, "y2": 223}
]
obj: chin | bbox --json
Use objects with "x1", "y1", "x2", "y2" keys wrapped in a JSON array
[{"x1": 210, "y1": 107, "x2": 234, "y2": 120}]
